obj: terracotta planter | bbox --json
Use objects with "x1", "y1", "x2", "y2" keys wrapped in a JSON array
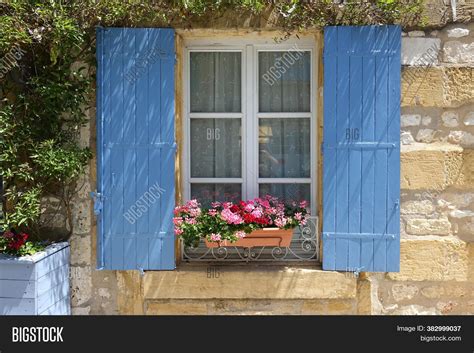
[{"x1": 205, "y1": 228, "x2": 294, "y2": 248}]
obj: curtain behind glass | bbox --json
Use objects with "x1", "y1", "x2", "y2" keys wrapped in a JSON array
[
  {"x1": 259, "y1": 51, "x2": 311, "y2": 112},
  {"x1": 190, "y1": 52, "x2": 241, "y2": 112}
]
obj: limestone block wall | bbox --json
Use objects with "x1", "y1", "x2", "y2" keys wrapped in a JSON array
[{"x1": 66, "y1": 20, "x2": 474, "y2": 315}]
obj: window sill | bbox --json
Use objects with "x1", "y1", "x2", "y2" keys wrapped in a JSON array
[{"x1": 143, "y1": 263, "x2": 357, "y2": 301}]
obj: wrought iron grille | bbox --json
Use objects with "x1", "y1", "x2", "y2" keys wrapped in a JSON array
[{"x1": 182, "y1": 216, "x2": 319, "y2": 262}]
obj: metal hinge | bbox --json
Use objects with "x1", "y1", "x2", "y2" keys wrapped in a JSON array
[{"x1": 90, "y1": 191, "x2": 105, "y2": 215}]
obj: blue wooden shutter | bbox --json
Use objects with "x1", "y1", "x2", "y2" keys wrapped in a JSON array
[
  {"x1": 95, "y1": 28, "x2": 176, "y2": 270},
  {"x1": 322, "y1": 26, "x2": 401, "y2": 272}
]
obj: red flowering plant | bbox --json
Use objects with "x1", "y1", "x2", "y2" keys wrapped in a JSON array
[
  {"x1": 174, "y1": 195, "x2": 309, "y2": 247},
  {"x1": 0, "y1": 230, "x2": 46, "y2": 257}
]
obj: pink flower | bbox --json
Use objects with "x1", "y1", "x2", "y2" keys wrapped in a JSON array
[
  {"x1": 174, "y1": 228, "x2": 183, "y2": 236},
  {"x1": 187, "y1": 199, "x2": 199, "y2": 208},
  {"x1": 294, "y1": 212, "x2": 303, "y2": 221},
  {"x1": 299, "y1": 200, "x2": 308, "y2": 208},
  {"x1": 208, "y1": 209, "x2": 218, "y2": 216},
  {"x1": 210, "y1": 233, "x2": 221, "y2": 242},
  {"x1": 221, "y1": 208, "x2": 243, "y2": 225},
  {"x1": 235, "y1": 231, "x2": 246, "y2": 239},
  {"x1": 251, "y1": 208, "x2": 263, "y2": 218},
  {"x1": 222, "y1": 202, "x2": 233, "y2": 209},
  {"x1": 211, "y1": 201, "x2": 221, "y2": 208},
  {"x1": 173, "y1": 217, "x2": 183, "y2": 226},
  {"x1": 186, "y1": 218, "x2": 197, "y2": 225},
  {"x1": 300, "y1": 218, "x2": 307, "y2": 226},
  {"x1": 244, "y1": 203, "x2": 255, "y2": 212},
  {"x1": 274, "y1": 217, "x2": 288, "y2": 228},
  {"x1": 189, "y1": 208, "x2": 201, "y2": 217}
]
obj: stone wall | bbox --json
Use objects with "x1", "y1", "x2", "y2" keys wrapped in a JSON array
[{"x1": 67, "y1": 17, "x2": 474, "y2": 315}]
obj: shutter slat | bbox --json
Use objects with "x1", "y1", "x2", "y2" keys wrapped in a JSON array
[
  {"x1": 323, "y1": 26, "x2": 401, "y2": 273},
  {"x1": 96, "y1": 28, "x2": 176, "y2": 270}
]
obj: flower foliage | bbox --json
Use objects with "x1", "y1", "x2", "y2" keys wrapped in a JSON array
[{"x1": 174, "y1": 195, "x2": 309, "y2": 247}]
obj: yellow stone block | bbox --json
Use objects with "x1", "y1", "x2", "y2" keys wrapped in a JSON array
[
  {"x1": 401, "y1": 67, "x2": 444, "y2": 107},
  {"x1": 401, "y1": 144, "x2": 463, "y2": 190},
  {"x1": 143, "y1": 265, "x2": 357, "y2": 300},
  {"x1": 146, "y1": 300, "x2": 208, "y2": 315},
  {"x1": 387, "y1": 238, "x2": 469, "y2": 282}
]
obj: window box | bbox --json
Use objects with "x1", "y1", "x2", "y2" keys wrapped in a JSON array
[
  {"x1": 204, "y1": 227, "x2": 294, "y2": 248},
  {"x1": 0, "y1": 242, "x2": 70, "y2": 315}
]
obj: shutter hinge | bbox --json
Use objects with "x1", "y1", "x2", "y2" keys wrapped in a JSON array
[
  {"x1": 90, "y1": 191, "x2": 105, "y2": 215},
  {"x1": 394, "y1": 199, "x2": 400, "y2": 210}
]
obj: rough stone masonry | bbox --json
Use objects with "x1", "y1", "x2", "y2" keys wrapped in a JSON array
[{"x1": 67, "y1": 3, "x2": 474, "y2": 315}]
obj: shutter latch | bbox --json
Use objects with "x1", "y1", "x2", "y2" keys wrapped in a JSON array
[{"x1": 90, "y1": 191, "x2": 105, "y2": 215}]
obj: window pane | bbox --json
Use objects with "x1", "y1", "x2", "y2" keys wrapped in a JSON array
[
  {"x1": 259, "y1": 118, "x2": 310, "y2": 178},
  {"x1": 259, "y1": 183, "x2": 310, "y2": 207},
  {"x1": 191, "y1": 184, "x2": 242, "y2": 207},
  {"x1": 191, "y1": 118, "x2": 241, "y2": 178},
  {"x1": 190, "y1": 52, "x2": 241, "y2": 112},
  {"x1": 259, "y1": 51, "x2": 311, "y2": 112}
]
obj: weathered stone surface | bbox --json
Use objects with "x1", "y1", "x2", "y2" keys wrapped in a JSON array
[
  {"x1": 450, "y1": 210, "x2": 474, "y2": 218},
  {"x1": 117, "y1": 271, "x2": 144, "y2": 315},
  {"x1": 143, "y1": 265, "x2": 357, "y2": 300},
  {"x1": 402, "y1": 67, "x2": 474, "y2": 108},
  {"x1": 439, "y1": 192, "x2": 474, "y2": 208},
  {"x1": 147, "y1": 300, "x2": 208, "y2": 315},
  {"x1": 422, "y1": 115, "x2": 432, "y2": 126},
  {"x1": 71, "y1": 266, "x2": 92, "y2": 307},
  {"x1": 387, "y1": 238, "x2": 469, "y2": 282},
  {"x1": 401, "y1": 114, "x2": 421, "y2": 127},
  {"x1": 72, "y1": 201, "x2": 91, "y2": 235},
  {"x1": 457, "y1": 150, "x2": 474, "y2": 187},
  {"x1": 401, "y1": 200, "x2": 435, "y2": 215},
  {"x1": 70, "y1": 235, "x2": 91, "y2": 266},
  {"x1": 72, "y1": 306, "x2": 91, "y2": 315},
  {"x1": 389, "y1": 304, "x2": 438, "y2": 315},
  {"x1": 443, "y1": 41, "x2": 474, "y2": 64},
  {"x1": 391, "y1": 284, "x2": 419, "y2": 302},
  {"x1": 402, "y1": 67, "x2": 444, "y2": 107},
  {"x1": 406, "y1": 218, "x2": 451, "y2": 235},
  {"x1": 402, "y1": 38, "x2": 440, "y2": 66},
  {"x1": 401, "y1": 144, "x2": 463, "y2": 190},
  {"x1": 464, "y1": 112, "x2": 474, "y2": 126},
  {"x1": 447, "y1": 28, "x2": 470, "y2": 38},
  {"x1": 448, "y1": 131, "x2": 474, "y2": 147},
  {"x1": 408, "y1": 31, "x2": 425, "y2": 37},
  {"x1": 441, "y1": 111, "x2": 459, "y2": 127},
  {"x1": 401, "y1": 131, "x2": 415, "y2": 145},
  {"x1": 444, "y1": 67, "x2": 474, "y2": 108},
  {"x1": 416, "y1": 129, "x2": 436, "y2": 143}
]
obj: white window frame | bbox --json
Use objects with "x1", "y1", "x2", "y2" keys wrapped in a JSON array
[{"x1": 182, "y1": 35, "x2": 318, "y2": 216}]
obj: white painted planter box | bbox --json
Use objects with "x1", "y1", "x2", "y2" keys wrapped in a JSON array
[{"x1": 0, "y1": 242, "x2": 70, "y2": 315}]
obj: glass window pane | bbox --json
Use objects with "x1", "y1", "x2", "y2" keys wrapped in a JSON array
[
  {"x1": 259, "y1": 51, "x2": 311, "y2": 112},
  {"x1": 259, "y1": 183, "x2": 310, "y2": 207},
  {"x1": 190, "y1": 52, "x2": 241, "y2": 112},
  {"x1": 259, "y1": 118, "x2": 310, "y2": 178},
  {"x1": 191, "y1": 118, "x2": 241, "y2": 178},
  {"x1": 191, "y1": 184, "x2": 242, "y2": 208}
]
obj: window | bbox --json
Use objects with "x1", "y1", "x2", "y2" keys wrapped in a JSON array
[{"x1": 184, "y1": 38, "x2": 316, "y2": 215}]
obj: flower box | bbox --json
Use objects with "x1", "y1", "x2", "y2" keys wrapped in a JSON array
[
  {"x1": 0, "y1": 242, "x2": 70, "y2": 315},
  {"x1": 205, "y1": 227, "x2": 294, "y2": 248}
]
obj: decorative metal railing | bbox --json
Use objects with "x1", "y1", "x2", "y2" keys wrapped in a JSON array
[{"x1": 182, "y1": 216, "x2": 319, "y2": 262}]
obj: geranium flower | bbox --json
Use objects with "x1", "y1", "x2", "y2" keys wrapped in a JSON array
[
  {"x1": 235, "y1": 231, "x2": 246, "y2": 239},
  {"x1": 210, "y1": 233, "x2": 221, "y2": 242}
]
